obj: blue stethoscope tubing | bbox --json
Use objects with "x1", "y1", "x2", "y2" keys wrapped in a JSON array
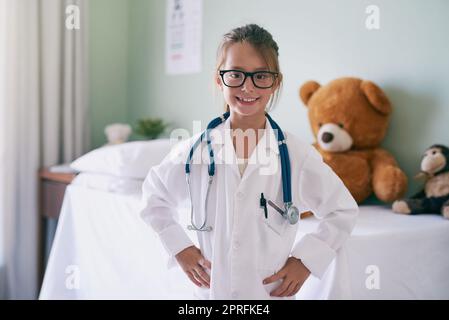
[{"x1": 185, "y1": 111, "x2": 299, "y2": 232}]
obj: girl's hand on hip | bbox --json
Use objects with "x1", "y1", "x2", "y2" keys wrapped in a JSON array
[
  {"x1": 175, "y1": 245, "x2": 212, "y2": 288},
  {"x1": 263, "y1": 257, "x2": 310, "y2": 297}
]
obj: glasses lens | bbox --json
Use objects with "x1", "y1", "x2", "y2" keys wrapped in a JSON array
[
  {"x1": 222, "y1": 71, "x2": 245, "y2": 87},
  {"x1": 253, "y1": 72, "x2": 275, "y2": 88}
]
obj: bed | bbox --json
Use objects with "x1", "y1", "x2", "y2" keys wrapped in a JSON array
[{"x1": 39, "y1": 172, "x2": 449, "y2": 300}]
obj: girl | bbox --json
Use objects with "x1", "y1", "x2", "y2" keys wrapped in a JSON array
[{"x1": 140, "y1": 24, "x2": 358, "y2": 300}]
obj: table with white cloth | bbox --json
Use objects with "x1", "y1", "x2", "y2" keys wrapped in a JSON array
[{"x1": 39, "y1": 182, "x2": 449, "y2": 299}]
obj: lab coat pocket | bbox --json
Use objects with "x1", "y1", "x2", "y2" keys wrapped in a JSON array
[
  {"x1": 258, "y1": 268, "x2": 292, "y2": 300},
  {"x1": 259, "y1": 268, "x2": 279, "y2": 297},
  {"x1": 260, "y1": 205, "x2": 287, "y2": 237}
]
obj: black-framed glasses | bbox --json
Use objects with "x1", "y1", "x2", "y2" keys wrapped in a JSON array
[{"x1": 219, "y1": 70, "x2": 279, "y2": 89}]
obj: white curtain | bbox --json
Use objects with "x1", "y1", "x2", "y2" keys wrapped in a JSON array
[{"x1": 0, "y1": 0, "x2": 89, "y2": 299}]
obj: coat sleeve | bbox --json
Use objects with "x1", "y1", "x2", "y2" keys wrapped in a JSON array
[
  {"x1": 139, "y1": 148, "x2": 195, "y2": 268},
  {"x1": 290, "y1": 147, "x2": 359, "y2": 279}
]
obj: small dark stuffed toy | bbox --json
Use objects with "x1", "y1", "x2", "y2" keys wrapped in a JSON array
[{"x1": 393, "y1": 144, "x2": 449, "y2": 218}]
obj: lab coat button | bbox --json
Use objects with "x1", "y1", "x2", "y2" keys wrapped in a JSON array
[
  {"x1": 231, "y1": 291, "x2": 239, "y2": 299},
  {"x1": 233, "y1": 241, "x2": 240, "y2": 250}
]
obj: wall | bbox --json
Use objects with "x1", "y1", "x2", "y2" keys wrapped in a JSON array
[
  {"x1": 91, "y1": 0, "x2": 449, "y2": 198},
  {"x1": 89, "y1": 0, "x2": 129, "y2": 148}
]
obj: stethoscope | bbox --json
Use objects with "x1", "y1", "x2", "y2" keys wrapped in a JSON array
[{"x1": 185, "y1": 111, "x2": 300, "y2": 232}]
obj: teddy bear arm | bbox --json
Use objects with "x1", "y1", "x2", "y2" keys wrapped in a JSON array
[
  {"x1": 371, "y1": 149, "x2": 408, "y2": 202},
  {"x1": 370, "y1": 148, "x2": 398, "y2": 169},
  {"x1": 320, "y1": 151, "x2": 372, "y2": 203}
]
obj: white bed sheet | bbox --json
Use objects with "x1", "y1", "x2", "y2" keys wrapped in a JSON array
[
  {"x1": 300, "y1": 208, "x2": 449, "y2": 299},
  {"x1": 39, "y1": 184, "x2": 449, "y2": 300}
]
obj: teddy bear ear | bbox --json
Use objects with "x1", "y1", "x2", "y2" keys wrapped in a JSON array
[
  {"x1": 360, "y1": 80, "x2": 392, "y2": 115},
  {"x1": 299, "y1": 81, "x2": 321, "y2": 106}
]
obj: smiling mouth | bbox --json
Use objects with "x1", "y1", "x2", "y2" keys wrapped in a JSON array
[{"x1": 236, "y1": 96, "x2": 260, "y2": 104}]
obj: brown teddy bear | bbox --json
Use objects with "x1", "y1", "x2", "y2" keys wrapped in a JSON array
[{"x1": 299, "y1": 77, "x2": 408, "y2": 203}]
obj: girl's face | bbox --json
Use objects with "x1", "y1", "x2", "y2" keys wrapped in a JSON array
[{"x1": 217, "y1": 42, "x2": 278, "y2": 117}]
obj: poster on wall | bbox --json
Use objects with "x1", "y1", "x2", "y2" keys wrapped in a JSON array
[{"x1": 166, "y1": 0, "x2": 202, "y2": 75}]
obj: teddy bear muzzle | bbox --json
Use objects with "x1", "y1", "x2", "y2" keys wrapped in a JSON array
[{"x1": 317, "y1": 123, "x2": 353, "y2": 152}]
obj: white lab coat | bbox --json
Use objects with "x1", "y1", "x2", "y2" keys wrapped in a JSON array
[{"x1": 140, "y1": 117, "x2": 358, "y2": 300}]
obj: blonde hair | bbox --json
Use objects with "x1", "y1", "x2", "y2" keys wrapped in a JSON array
[{"x1": 215, "y1": 24, "x2": 283, "y2": 113}]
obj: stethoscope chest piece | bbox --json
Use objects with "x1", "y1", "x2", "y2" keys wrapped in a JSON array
[
  {"x1": 263, "y1": 195, "x2": 300, "y2": 225},
  {"x1": 285, "y1": 203, "x2": 300, "y2": 225}
]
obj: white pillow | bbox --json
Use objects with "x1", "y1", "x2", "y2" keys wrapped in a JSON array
[{"x1": 70, "y1": 139, "x2": 175, "y2": 179}]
